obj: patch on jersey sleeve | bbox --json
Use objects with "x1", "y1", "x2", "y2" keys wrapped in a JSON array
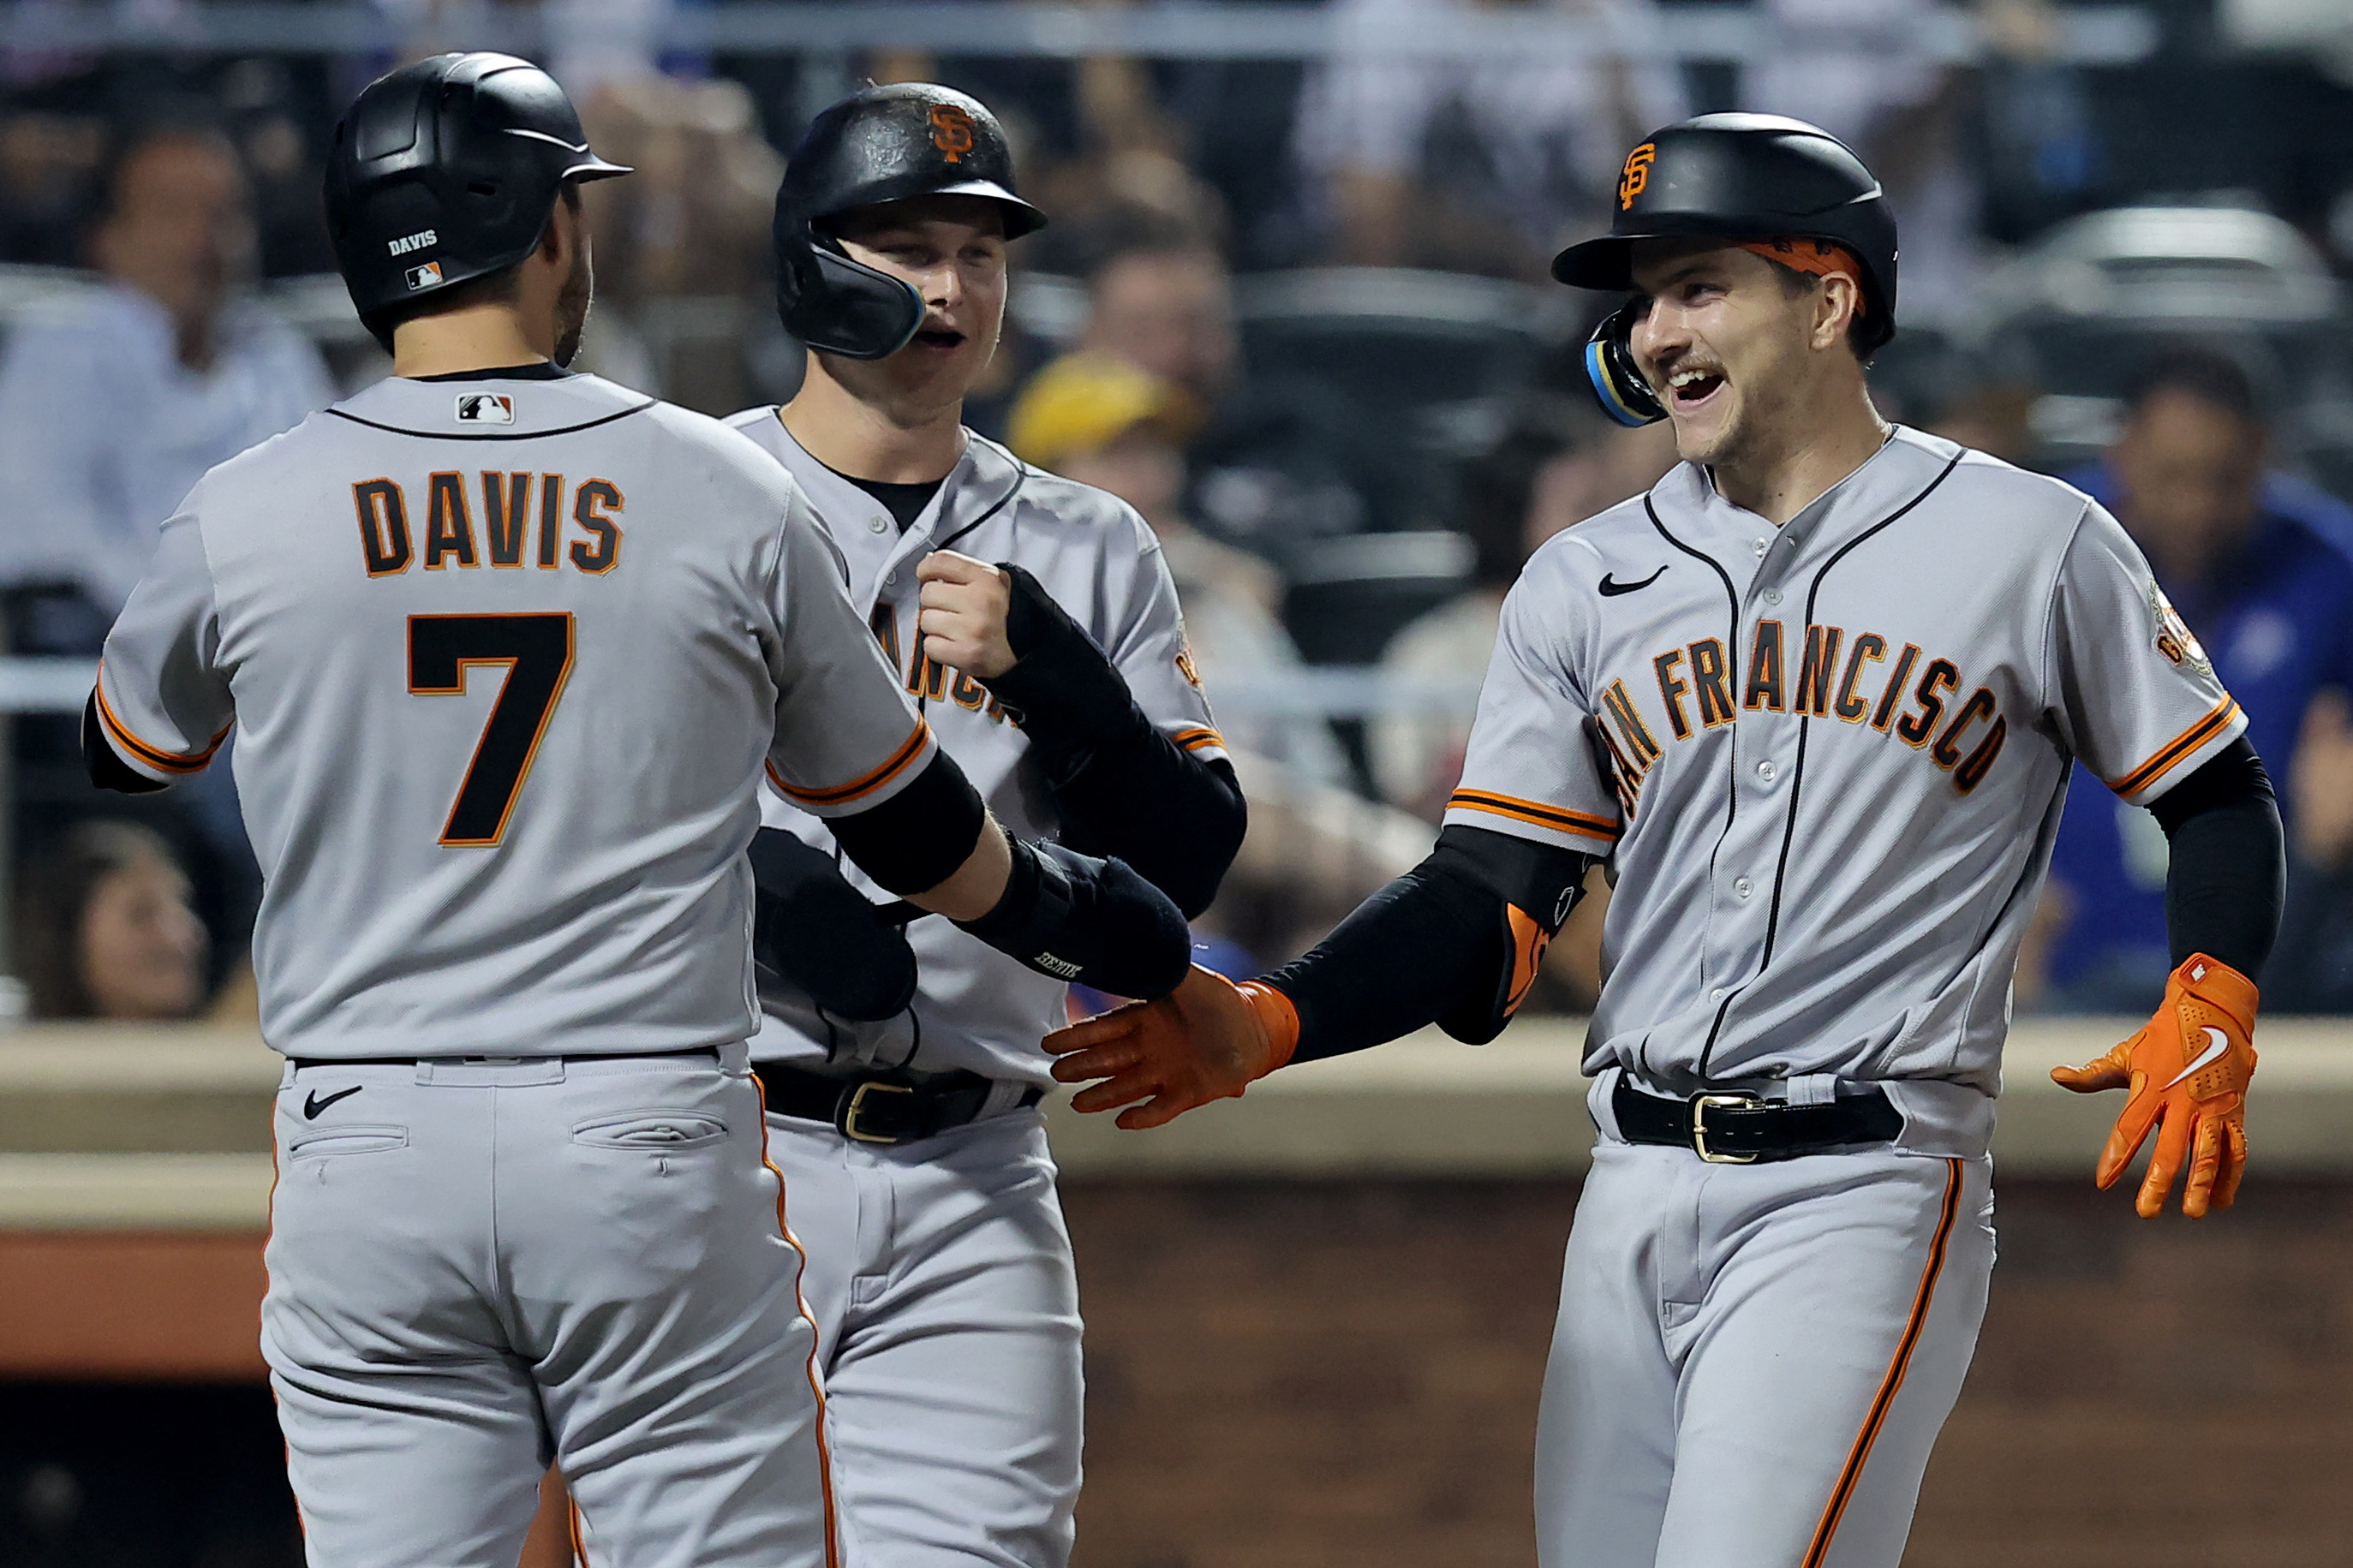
[
  {"x1": 1174, "y1": 624, "x2": 1203, "y2": 689},
  {"x1": 457, "y1": 393, "x2": 515, "y2": 425},
  {"x1": 2150, "y1": 583, "x2": 2211, "y2": 674}
]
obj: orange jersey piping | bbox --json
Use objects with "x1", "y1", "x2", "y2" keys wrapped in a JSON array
[
  {"x1": 93, "y1": 671, "x2": 230, "y2": 774},
  {"x1": 2106, "y1": 696, "x2": 2241, "y2": 800},
  {"x1": 1446, "y1": 788, "x2": 1621, "y2": 844},
  {"x1": 771, "y1": 719, "x2": 931, "y2": 809}
]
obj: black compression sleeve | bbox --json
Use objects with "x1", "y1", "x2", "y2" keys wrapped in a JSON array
[
  {"x1": 82, "y1": 691, "x2": 165, "y2": 795},
  {"x1": 978, "y1": 563, "x2": 1245, "y2": 915},
  {"x1": 826, "y1": 748, "x2": 988, "y2": 895},
  {"x1": 1041, "y1": 750, "x2": 1243, "y2": 919},
  {"x1": 1268, "y1": 826, "x2": 1595, "y2": 1063},
  {"x1": 2147, "y1": 736, "x2": 2284, "y2": 977}
]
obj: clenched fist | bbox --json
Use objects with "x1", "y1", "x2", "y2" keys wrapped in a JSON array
[{"x1": 917, "y1": 551, "x2": 1016, "y2": 679}]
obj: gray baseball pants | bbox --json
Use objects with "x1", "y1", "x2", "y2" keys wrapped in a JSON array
[
  {"x1": 767, "y1": 1107, "x2": 1084, "y2": 1568},
  {"x1": 263, "y1": 1044, "x2": 837, "y2": 1568},
  {"x1": 1538, "y1": 1142, "x2": 1996, "y2": 1568}
]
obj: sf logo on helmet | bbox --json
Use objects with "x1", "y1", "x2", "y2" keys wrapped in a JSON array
[
  {"x1": 1618, "y1": 144, "x2": 1656, "y2": 211},
  {"x1": 929, "y1": 104, "x2": 976, "y2": 164}
]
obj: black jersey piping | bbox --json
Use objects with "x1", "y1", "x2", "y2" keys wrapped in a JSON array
[
  {"x1": 1645, "y1": 495, "x2": 1745, "y2": 1064},
  {"x1": 933, "y1": 463, "x2": 1030, "y2": 554},
  {"x1": 325, "y1": 400, "x2": 655, "y2": 441},
  {"x1": 1694, "y1": 450, "x2": 1964, "y2": 1081}
]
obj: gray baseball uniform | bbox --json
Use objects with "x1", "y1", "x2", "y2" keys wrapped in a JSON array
[
  {"x1": 726, "y1": 411, "x2": 1223, "y2": 1568},
  {"x1": 98, "y1": 369, "x2": 943, "y2": 1567},
  {"x1": 1441, "y1": 426, "x2": 2241, "y2": 1566}
]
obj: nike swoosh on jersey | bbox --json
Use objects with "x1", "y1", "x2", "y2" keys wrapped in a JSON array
[
  {"x1": 1598, "y1": 566, "x2": 1668, "y2": 597},
  {"x1": 2160, "y1": 1027, "x2": 2233, "y2": 1091}
]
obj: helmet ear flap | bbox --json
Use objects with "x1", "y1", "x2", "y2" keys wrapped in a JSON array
[
  {"x1": 1585, "y1": 302, "x2": 1667, "y2": 427},
  {"x1": 777, "y1": 231, "x2": 924, "y2": 361}
]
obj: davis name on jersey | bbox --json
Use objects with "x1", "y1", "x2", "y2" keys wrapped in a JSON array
[
  {"x1": 95, "y1": 373, "x2": 934, "y2": 1060},
  {"x1": 352, "y1": 470, "x2": 622, "y2": 575}
]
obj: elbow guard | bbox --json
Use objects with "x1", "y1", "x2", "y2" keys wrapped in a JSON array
[
  {"x1": 747, "y1": 828, "x2": 918, "y2": 1022},
  {"x1": 1427, "y1": 827, "x2": 1592, "y2": 1045},
  {"x1": 956, "y1": 837, "x2": 1191, "y2": 1001}
]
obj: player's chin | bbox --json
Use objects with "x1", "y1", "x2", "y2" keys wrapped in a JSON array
[{"x1": 1667, "y1": 390, "x2": 1739, "y2": 462}]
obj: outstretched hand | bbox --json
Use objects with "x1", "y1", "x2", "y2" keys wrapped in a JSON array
[
  {"x1": 1045, "y1": 965, "x2": 1299, "y2": 1130},
  {"x1": 2051, "y1": 953, "x2": 2258, "y2": 1219}
]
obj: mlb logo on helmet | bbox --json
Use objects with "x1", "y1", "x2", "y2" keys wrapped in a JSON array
[
  {"x1": 457, "y1": 393, "x2": 515, "y2": 425},
  {"x1": 406, "y1": 261, "x2": 444, "y2": 291}
]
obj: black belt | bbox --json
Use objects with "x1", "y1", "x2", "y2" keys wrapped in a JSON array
[
  {"x1": 290, "y1": 1046, "x2": 720, "y2": 1070},
  {"x1": 754, "y1": 1063, "x2": 1042, "y2": 1147},
  {"x1": 1613, "y1": 1079, "x2": 1902, "y2": 1164}
]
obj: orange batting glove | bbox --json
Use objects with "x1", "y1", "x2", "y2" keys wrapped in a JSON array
[
  {"x1": 2051, "y1": 953, "x2": 2258, "y2": 1219},
  {"x1": 1044, "y1": 964, "x2": 1299, "y2": 1130}
]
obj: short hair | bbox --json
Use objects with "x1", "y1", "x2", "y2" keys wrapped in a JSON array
[
  {"x1": 2127, "y1": 344, "x2": 2261, "y2": 426},
  {"x1": 1761, "y1": 258, "x2": 1873, "y2": 361}
]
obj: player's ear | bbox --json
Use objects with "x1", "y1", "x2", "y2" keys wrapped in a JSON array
[
  {"x1": 541, "y1": 182, "x2": 582, "y2": 265},
  {"x1": 1812, "y1": 273, "x2": 1859, "y2": 353}
]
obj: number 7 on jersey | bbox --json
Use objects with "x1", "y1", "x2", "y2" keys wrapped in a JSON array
[{"x1": 409, "y1": 613, "x2": 575, "y2": 846}]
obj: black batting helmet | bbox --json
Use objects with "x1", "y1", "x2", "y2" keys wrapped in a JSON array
[
  {"x1": 774, "y1": 83, "x2": 1045, "y2": 361},
  {"x1": 1554, "y1": 114, "x2": 1897, "y2": 426},
  {"x1": 325, "y1": 53, "x2": 630, "y2": 349}
]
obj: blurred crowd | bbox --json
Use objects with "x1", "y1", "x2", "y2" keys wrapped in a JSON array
[{"x1": 5, "y1": 0, "x2": 2353, "y2": 1019}]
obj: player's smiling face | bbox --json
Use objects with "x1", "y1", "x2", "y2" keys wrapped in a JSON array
[
  {"x1": 827, "y1": 196, "x2": 1009, "y2": 407},
  {"x1": 1626, "y1": 241, "x2": 1824, "y2": 468}
]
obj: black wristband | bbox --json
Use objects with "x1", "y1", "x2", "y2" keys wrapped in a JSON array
[
  {"x1": 956, "y1": 837, "x2": 1191, "y2": 1000},
  {"x1": 976, "y1": 563, "x2": 1150, "y2": 754}
]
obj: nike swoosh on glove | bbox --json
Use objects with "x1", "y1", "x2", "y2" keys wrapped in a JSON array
[{"x1": 2051, "y1": 952, "x2": 2258, "y2": 1219}]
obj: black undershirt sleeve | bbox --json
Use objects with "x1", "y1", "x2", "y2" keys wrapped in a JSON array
[
  {"x1": 825, "y1": 748, "x2": 988, "y2": 895},
  {"x1": 1267, "y1": 825, "x2": 1595, "y2": 1064},
  {"x1": 2146, "y1": 735, "x2": 2283, "y2": 978},
  {"x1": 81, "y1": 691, "x2": 166, "y2": 795},
  {"x1": 977, "y1": 564, "x2": 1245, "y2": 918}
]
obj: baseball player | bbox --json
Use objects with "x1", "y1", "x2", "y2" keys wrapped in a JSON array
[
  {"x1": 734, "y1": 84, "x2": 1244, "y2": 1567},
  {"x1": 1048, "y1": 115, "x2": 2287, "y2": 1568},
  {"x1": 81, "y1": 56, "x2": 1190, "y2": 1568}
]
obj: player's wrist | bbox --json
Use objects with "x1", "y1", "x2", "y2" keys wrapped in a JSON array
[
  {"x1": 2169, "y1": 952, "x2": 2259, "y2": 1032},
  {"x1": 1234, "y1": 979, "x2": 1301, "y2": 1072},
  {"x1": 978, "y1": 562, "x2": 1144, "y2": 748}
]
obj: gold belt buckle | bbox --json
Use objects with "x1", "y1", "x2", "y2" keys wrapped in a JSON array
[
  {"x1": 1690, "y1": 1092, "x2": 1762, "y2": 1164},
  {"x1": 840, "y1": 1080, "x2": 917, "y2": 1144}
]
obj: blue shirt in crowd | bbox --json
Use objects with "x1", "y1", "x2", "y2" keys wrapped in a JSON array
[
  {"x1": 0, "y1": 281, "x2": 331, "y2": 617},
  {"x1": 2042, "y1": 465, "x2": 2353, "y2": 1009}
]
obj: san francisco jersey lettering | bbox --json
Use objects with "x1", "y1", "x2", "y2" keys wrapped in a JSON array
[
  {"x1": 1442, "y1": 427, "x2": 2243, "y2": 1157},
  {"x1": 95, "y1": 373, "x2": 934, "y2": 1060}
]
